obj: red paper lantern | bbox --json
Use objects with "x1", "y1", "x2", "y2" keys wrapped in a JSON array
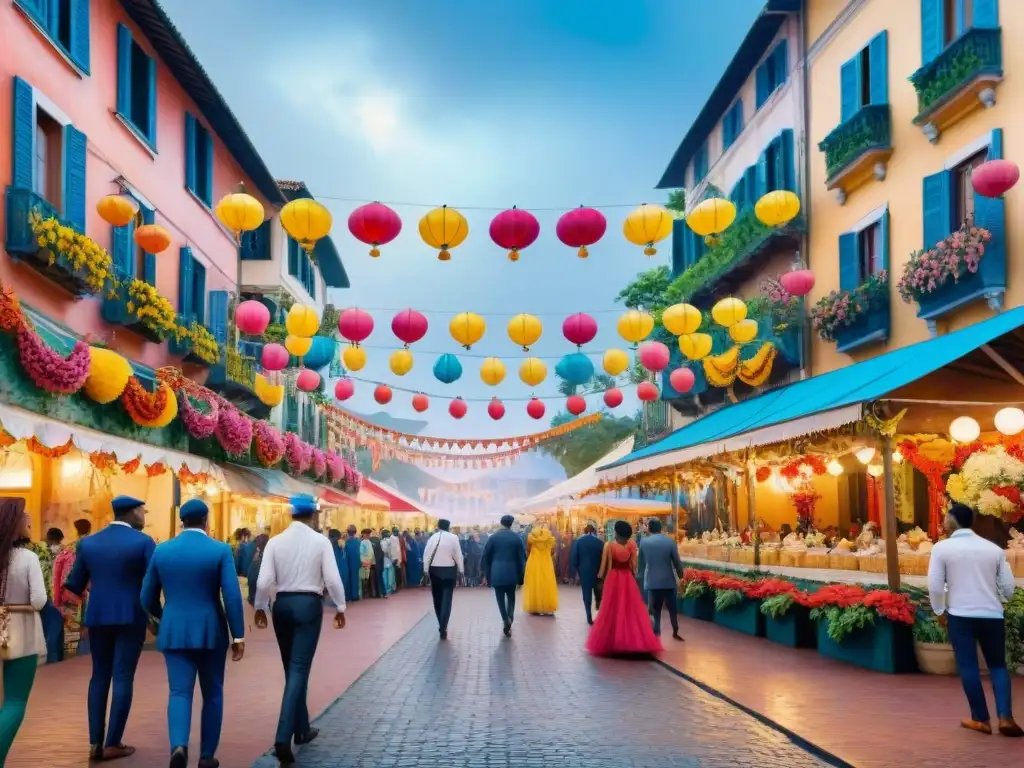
[
  {"x1": 566, "y1": 394, "x2": 586, "y2": 415},
  {"x1": 334, "y1": 378, "x2": 355, "y2": 401},
  {"x1": 296, "y1": 369, "x2": 320, "y2": 392},
  {"x1": 236, "y1": 300, "x2": 271, "y2": 335},
  {"x1": 638, "y1": 341, "x2": 670, "y2": 372},
  {"x1": 637, "y1": 381, "x2": 659, "y2": 402},
  {"x1": 489, "y1": 207, "x2": 540, "y2": 262},
  {"x1": 562, "y1": 312, "x2": 598, "y2": 347},
  {"x1": 449, "y1": 398, "x2": 468, "y2": 419},
  {"x1": 526, "y1": 398, "x2": 546, "y2": 420},
  {"x1": 487, "y1": 398, "x2": 505, "y2": 420},
  {"x1": 261, "y1": 343, "x2": 289, "y2": 372},
  {"x1": 391, "y1": 308, "x2": 428, "y2": 346},
  {"x1": 669, "y1": 367, "x2": 695, "y2": 394},
  {"x1": 556, "y1": 206, "x2": 607, "y2": 258},
  {"x1": 338, "y1": 308, "x2": 374, "y2": 344},
  {"x1": 972, "y1": 159, "x2": 1020, "y2": 199},
  {"x1": 412, "y1": 393, "x2": 429, "y2": 412},
  {"x1": 779, "y1": 269, "x2": 816, "y2": 297},
  {"x1": 347, "y1": 202, "x2": 402, "y2": 258},
  {"x1": 603, "y1": 387, "x2": 623, "y2": 408},
  {"x1": 374, "y1": 384, "x2": 392, "y2": 404}
]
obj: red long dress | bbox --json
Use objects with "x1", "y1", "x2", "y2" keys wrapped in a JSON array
[{"x1": 586, "y1": 539, "x2": 663, "y2": 657}]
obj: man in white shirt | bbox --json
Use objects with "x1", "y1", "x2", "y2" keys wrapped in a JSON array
[
  {"x1": 420, "y1": 519, "x2": 464, "y2": 640},
  {"x1": 927, "y1": 503, "x2": 1022, "y2": 737},
  {"x1": 380, "y1": 529, "x2": 400, "y2": 596},
  {"x1": 254, "y1": 495, "x2": 348, "y2": 764}
]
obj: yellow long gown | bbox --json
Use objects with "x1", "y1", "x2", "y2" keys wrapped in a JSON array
[{"x1": 523, "y1": 527, "x2": 559, "y2": 614}]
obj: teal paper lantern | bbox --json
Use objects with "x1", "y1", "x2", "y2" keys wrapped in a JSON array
[
  {"x1": 301, "y1": 336, "x2": 335, "y2": 371},
  {"x1": 433, "y1": 353, "x2": 463, "y2": 384},
  {"x1": 555, "y1": 352, "x2": 594, "y2": 386}
]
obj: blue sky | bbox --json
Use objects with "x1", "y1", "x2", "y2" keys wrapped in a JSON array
[{"x1": 164, "y1": 0, "x2": 765, "y2": 438}]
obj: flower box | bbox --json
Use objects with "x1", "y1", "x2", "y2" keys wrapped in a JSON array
[
  {"x1": 765, "y1": 605, "x2": 817, "y2": 649},
  {"x1": 680, "y1": 593, "x2": 714, "y2": 621},
  {"x1": 169, "y1": 334, "x2": 210, "y2": 366},
  {"x1": 915, "y1": 250, "x2": 1005, "y2": 328},
  {"x1": 819, "y1": 104, "x2": 893, "y2": 197},
  {"x1": 714, "y1": 597, "x2": 765, "y2": 637},
  {"x1": 101, "y1": 291, "x2": 165, "y2": 344},
  {"x1": 816, "y1": 618, "x2": 917, "y2": 674},
  {"x1": 834, "y1": 297, "x2": 890, "y2": 352}
]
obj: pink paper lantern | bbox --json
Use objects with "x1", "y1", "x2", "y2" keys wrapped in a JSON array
[
  {"x1": 374, "y1": 384, "x2": 392, "y2": 404},
  {"x1": 566, "y1": 394, "x2": 587, "y2": 415},
  {"x1": 449, "y1": 398, "x2": 468, "y2": 419},
  {"x1": 526, "y1": 398, "x2": 546, "y2": 420},
  {"x1": 562, "y1": 312, "x2": 598, "y2": 347},
  {"x1": 489, "y1": 207, "x2": 540, "y2": 261},
  {"x1": 603, "y1": 388, "x2": 623, "y2": 408},
  {"x1": 338, "y1": 308, "x2": 374, "y2": 344},
  {"x1": 296, "y1": 369, "x2": 320, "y2": 392},
  {"x1": 556, "y1": 206, "x2": 607, "y2": 258},
  {"x1": 236, "y1": 300, "x2": 271, "y2": 335},
  {"x1": 261, "y1": 343, "x2": 289, "y2": 372},
  {"x1": 391, "y1": 309, "x2": 428, "y2": 346},
  {"x1": 638, "y1": 341, "x2": 670, "y2": 372},
  {"x1": 637, "y1": 381, "x2": 659, "y2": 402},
  {"x1": 669, "y1": 367, "x2": 696, "y2": 394},
  {"x1": 347, "y1": 202, "x2": 402, "y2": 258},
  {"x1": 972, "y1": 159, "x2": 1020, "y2": 198},
  {"x1": 487, "y1": 398, "x2": 505, "y2": 420},
  {"x1": 412, "y1": 393, "x2": 429, "y2": 412},
  {"x1": 334, "y1": 378, "x2": 354, "y2": 401},
  {"x1": 779, "y1": 269, "x2": 816, "y2": 297}
]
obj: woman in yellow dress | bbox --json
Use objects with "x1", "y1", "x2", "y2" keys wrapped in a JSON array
[{"x1": 523, "y1": 525, "x2": 558, "y2": 615}]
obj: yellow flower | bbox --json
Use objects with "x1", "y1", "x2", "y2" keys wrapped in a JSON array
[{"x1": 946, "y1": 473, "x2": 967, "y2": 503}]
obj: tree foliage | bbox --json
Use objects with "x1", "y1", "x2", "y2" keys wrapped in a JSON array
[
  {"x1": 615, "y1": 265, "x2": 672, "y2": 312},
  {"x1": 665, "y1": 189, "x2": 686, "y2": 216},
  {"x1": 541, "y1": 410, "x2": 638, "y2": 477}
]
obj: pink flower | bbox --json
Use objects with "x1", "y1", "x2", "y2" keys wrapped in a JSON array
[
  {"x1": 179, "y1": 391, "x2": 219, "y2": 439},
  {"x1": 214, "y1": 406, "x2": 253, "y2": 457},
  {"x1": 18, "y1": 325, "x2": 89, "y2": 395}
]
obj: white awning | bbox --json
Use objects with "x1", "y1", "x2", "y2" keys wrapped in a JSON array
[{"x1": 517, "y1": 437, "x2": 636, "y2": 512}]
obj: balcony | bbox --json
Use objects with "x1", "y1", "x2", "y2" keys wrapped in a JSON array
[
  {"x1": 835, "y1": 296, "x2": 890, "y2": 353},
  {"x1": 910, "y1": 27, "x2": 1002, "y2": 142},
  {"x1": 818, "y1": 105, "x2": 892, "y2": 204},
  {"x1": 4, "y1": 187, "x2": 105, "y2": 297},
  {"x1": 207, "y1": 344, "x2": 268, "y2": 418},
  {"x1": 916, "y1": 251, "x2": 1005, "y2": 335}
]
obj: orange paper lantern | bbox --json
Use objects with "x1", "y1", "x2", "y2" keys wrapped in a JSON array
[
  {"x1": 134, "y1": 223, "x2": 172, "y2": 254},
  {"x1": 96, "y1": 194, "x2": 139, "y2": 227}
]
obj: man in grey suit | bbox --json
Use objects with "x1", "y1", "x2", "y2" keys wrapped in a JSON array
[
  {"x1": 481, "y1": 515, "x2": 527, "y2": 637},
  {"x1": 638, "y1": 518, "x2": 685, "y2": 641}
]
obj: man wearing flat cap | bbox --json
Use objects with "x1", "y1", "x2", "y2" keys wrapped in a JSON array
[
  {"x1": 141, "y1": 498, "x2": 246, "y2": 768},
  {"x1": 64, "y1": 495, "x2": 154, "y2": 761},
  {"x1": 255, "y1": 494, "x2": 347, "y2": 765}
]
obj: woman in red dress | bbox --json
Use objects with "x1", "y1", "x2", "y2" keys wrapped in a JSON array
[{"x1": 586, "y1": 520, "x2": 663, "y2": 657}]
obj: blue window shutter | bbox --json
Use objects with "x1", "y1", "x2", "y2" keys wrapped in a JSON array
[
  {"x1": 116, "y1": 25, "x2": 132, "y2": 116},
  {"x1": 755, "y1": 64, "x2": 768, "y2": 108},
  {"x1": 256, "y1": 220, "x2": 270, "y2": 259},
  {"x1": 11, "y1": 77, "x2": 34, "y2": 191},
  {"x1": 15, "y1": 0, "x2": 46, "y2": 25},
  {"x1": 880, "y1": 209, "x2": 891, "y2": 271},
  {"x1": 63, "y1": 125, "x2": 87, "y2": 230},
  {"x1": 178, "y1": 246, "x2": 194, "y2": 319},
  {"x1": 755, "y1": 150, "x2": 769, "y2": 199},
  {"x1": 208, "y1": 290, "x2": 229, "y2": 345},
  {"x1": 773, "y1": 40, "x2": 789, "y2": 87},
  {"x1": 779, "y1": 130, "x2": 795, "y2": 192},
  {"x1": 194, "y1": 263, "x2": 206, "y2": 324},
  {"x1": 68, "y1": 0, "x2": 91, "y2": 73},
  {"x1": 146, "y1": 56, "x2": 157, "y2": 144},
  {"x1": 974, "y1": 129, "x2": 1005, "y2": 266},
  {"x1": 729, "y1": 177, "x2": 745, "y2": 210},
  {"x1": 920, "y1": 0, "x2": 945, "y2": 64},
  {"x1": 112, "y1": 217, "x2": 135, "y2": 279},
  {"x1": 868, "y1": 32, "x2": 889, "y2": 105},
  {"x1": 838, "y1": 233, "x2": 859, "y2": 291},
  {"x1": 184, "y1": 113, "x2": 196, "y2": 193},
  {"x1": 141, "y1": 207, "x2": 156, "y2": 284},
  {"x1": 202, "y1": 129, "x2": 214, "y2": 205},
  {"x1": 974, "y1": 0, "x2": 999, "y2": 28},
  {"x1": 744, "y1": 166, "x2": 756, "y2": 204},
  {"x1": 922, "y1": 170, "x2": 952, "y2": 248},
  {"x1": 840, "y1": 57, "x2": 860, "y2": 121},
  {"x1": 670, "y1": 219, "x2": 687, "y2": 277},
  {"x1": 288, "y1": 238, "x2": 299, "y2": 276}
]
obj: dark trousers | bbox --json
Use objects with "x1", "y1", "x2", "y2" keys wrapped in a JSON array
[
  {"x1": 580, "y1": 578, "x2": 603, "y2": 623},
  {"x1": 87, "y1": 623, "x2": 147, "y2": 747},
  {"x1": 493, "y1": 585, "x2": 516, "y2": 624},
  {"x1": 164, "y1": 648, "x2": 227, "y2": 757},
  {"x1": 429, "y1": 566, "x2": 457, "y2": 632},
  {"x1": 948, "y1": 614, "x2": 1014, "y2": 721},
  {"x1": 271, "y1": 593, "x2": 324, "y2": 745},
  {"x1": 40, "y1": 600, "x2": 64, "y2": 663},
  {"x1": 649, "y1": 588, "x2": 679, "y2": 636}
]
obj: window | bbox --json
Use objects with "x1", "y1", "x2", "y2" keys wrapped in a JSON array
[
  {"x1": 185, "y1": 113, "x2": 213, "y2": 206},
  {"x1": 288, "y1": 238, "x2": 316, "y2": 299},
  {"x1": 34, "y1": 109, "x2": 63, "y2": 208},
  {"x1": 755, "y1": 130, "x2": 795, "y2": 197},
  {"x1": 116, "y1": 24, "x2": 156, "y2": 146},
  {"x1": 945, "y1": 0, "x2": 973, "y2": 44},
  {"x1": 839, "y1": 32, "x2": 888, "y2": 123},
  {"x1": 192, "y1": 261, "x2": 206, "y2": 324},
  {"x1": 923, "y1": 0, "x2": 996, "y2": 64},
  {"x1": 755, "y1": 40, "x2": 788, "y2": 108},
  {"x1": 858, "y1": 221, "x2": 883, "y2": 278},
  {"x1": 14, "y1": 0, "x2": 90, "y2": 72},
  {"x1": 764, "y1": 142, "x2": 779, "y2": 193},
  {"x1": 722, "y1": 101, "x2": 743, "y2": 151},
  {"x1": 176, "y1": 247, "x2": 206, "y2": 323},
  {"x1": 838, "y1": 210, "x2": 889, "y2": 292},
  {"x1": 953, "y1": 149, "x2": 986, "y2": 226},
  {"x1": 692, "y1": 143, "x2": 709, "y2": 184}
]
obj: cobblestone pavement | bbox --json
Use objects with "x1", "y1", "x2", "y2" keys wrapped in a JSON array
[{"x1": 253, "y1": 587, "x2": 834, "y2": 768}]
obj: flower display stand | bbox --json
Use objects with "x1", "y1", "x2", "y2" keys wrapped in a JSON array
[
  {"x1": 681, "y1": 593, "x2": 714, "y2": 621},
  {"x1": 817, "y1": 619, "x2": 918, "y2": 674},
  {"x1": 713, "y1": 598, "x2": 765, "y2": 637},
  {"x1": 765, "y1": 605, "x2": 818, "y2": 648}
]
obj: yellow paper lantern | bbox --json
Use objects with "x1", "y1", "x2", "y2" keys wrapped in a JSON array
[
  {"x1": 389, "y1": 349, "x2": 414, "y2": 376},
  {"x1": 342, "y1": 345, "x2": 367, "y2": 372},
  {"x1": 519, "y1": 357, "x2": 547, "y2": 387},
  {"x1": 728, "y1": 319, "x2": 759, "y2": 344},
  {"x1": 507, "y1": 313, "x2": 542, "y2": 351},
  {"x1": 602, "y1": 348, "x2": 629, "y2": 376},
  {"x1": 136, "y1": 383, "x2": 178, "y2": 428},
  {"x1": 215, "y1": 191, "x2": 265, "y2": 240},
  {"x1": 661, "y1": 303, "x2": 702, "y2": 335},
  {"x1": 449, "y1": 312, "x2": 486, "y2": 349},
  {"x1": 480, "y1": 357, "x2": 507, "y2": 386},
  {"x1": 96, "y1": 194, "x2": 139, "y2": 228},
  {"x1": 280, "y1": 198, "x2": 332, "y2": 253},
  {"x1": 754, "y1": 190, "x2": 801, "y2": 228},
  {"x1": 419, "y1": 205, "x2": 469, "y2": 261},
  {"x1": 285, "y1": 304, "x2": 320, "y2": 337},
  {"x1": 711, "y1": 297, "x2": 747, "y2": 328},
  {"x1": 622, "y1": 203, "x2": 673, "y2": 255},
  {"x1": 617, "y1": 310, "x2": 654, "y2": 345},
  {"x1": 686, "y1": 197, "x2": 736, "y2": 246},
  {"x1": 284, "y1": 335, "x2": 313, "y2": 357},
  {"x1": 255, "y1": 374, "x2": 284, "y2": 407},
  {"x1": 84, "y1": 347, "x2": 132, "y2": 404},
  {"x1": 679, "y1": 333, "x2": 713, "y2": 361}
]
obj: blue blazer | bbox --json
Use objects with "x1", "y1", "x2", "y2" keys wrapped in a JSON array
[
  {"x1": 481, "y1": 528, "x2": 526, "y2": 588},
  {"x1": 64, "y1": 523, "x2": 155, "y2": 627},
  {"x1": 638, "y1": 533, "x2": 684, "y2": 591},
  {"x1": 570, "y1": 534, "x2": 604, "y2": 587},
  {"x1": 140, "y1": 530, "x2": 245, "y2": 651}
]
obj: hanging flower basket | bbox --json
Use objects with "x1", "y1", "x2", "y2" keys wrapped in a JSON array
[
  {"x1": 253, "y1": 421, "x2": 285, "y2": 468},
  {"x1": 284, "y1": 432, "x2": 306, "y2": 475},
  {"x1": 214, "y1": 407, "x2": 252, "y2": 457},
  {"x1": 16, "y1": 324, "x2": 90, "y2": 395},
  {"x1": 122, "y1": 378, "x2": 169, "y2": 424},
  {"x1": 311, "y1": 447, "x2": 327, "y2": 479},
  {"x1": 179, "y1": 390, "x2": 219, "y2": 440},
  {"x1": 811, "y1": 270, "x2": 889, "y2": 348}
]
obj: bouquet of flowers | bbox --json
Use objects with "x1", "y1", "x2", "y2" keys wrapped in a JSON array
[{"x1": 946, "y1": 445, "x2": 1024, "y2": 523}]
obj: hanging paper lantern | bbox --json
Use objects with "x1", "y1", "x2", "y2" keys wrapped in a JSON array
[
  {"x1": 392, "y1": 309, "x2": 428, "y2": 346},
  {"x1": 134, "y1": 223, "x2": 171, "y2": 254},
  {"x1": 661, "y1": 303, "x2": 702, "y2": 335},
  {"x1": 449, "y1": 312, "x2": 486, "y2": 349},
  {"x1": 301, "y1": 336, "x2": 335, "y2": 371},
  {"x1": 623, "y1": 203, "x2": 673, "y2": 256},
  {"x1": 342, "y1": 344, "x2": 367, "y2": 371},
  {"x1": 347, "y1": 201, "x2": 402, "y2": 258},
  {"x1": 390, "y1": 349, "x2": 414, "y2": 376},
  {"x1": 334, "y1": 378, "x2": 355, "y2": 401},
  {"x1": 215, "y1": 190, "x2": 264, "y2": 241},
  {"x1": 780, "y1": 269, "x2": 816, "y2": 297},
  {"x1": 562, "y1": 312, "x2": 598, "y2": 348},
  {"x1": 507, "y1": 313, "x2": 542, "y2": 351},
  {"x1": 556, "y1": 352, "x2": 594, "y2": 386},
  {"x1": 480, "y1": 357, "x2": 506, "y2": 386},
  {"x1": 603, "y1": 348, "x2": 629, "y2": 376},
  {"x1": 972, "y1": 159, "x2": 1020, "y2": 198},
  {"x1": 526, "y1": 398, "x2": 546, "y2": 420},
  {"x1": 338, "y1": 308, "x2": 374, "y2": 344},
  {"x1": 255, "y1": 374, "x2": 284, "y2": 407},
  {"x1": 995, "y1": 407, "x2": 1024, "y2": 436},
  {"x1": 617, "y1": 310, "x2": 654, "y2": 345},
  {"x1": 286, "y1": 304, "x2": 320, "y2": 337},
  {"x1": 711, "y1": 297, "x2": 747, "y2": 328},
  {"x1": 261, "y1": 343, "x2": 289, "y2": 371},
  {"x1": 679, "y1": 333, "x2": 713, "y2": 361},
  {"x1": 754, "y1": 190, "x2": 801, "y2": 227},
  {"x1": 374, "y1": 384, "x2": 392, "y2": 404},
  {"x1": 449, "y1": 398, "x2": 468, "y2": 419},
  {"x1": 284, "y1": 334, "x2": 313, "y2": 358},
  {"x1": 433, "y1": 353, "x2": 463, "y2": 384},
  {"x1": 637, "y1": 381, "x2": 660, "y2": 402},
  {"x1": 412, "y1": 393, "x2": 429, "y2": 412},
  {"x1": 96, "y1": 194, "x2": 139, "y2": 227},
  {"x1": 419, "y1": 205, "x2": 468, "y2": 261},
  {"x1": 728, "y1": 319, "x2": 759, "y2": 344},
  {"x1": 236, "y1": 300, "x2": 271, "y2": 336},
  {"x1": 566, "y1": 395, "x2": 586, "y2": 416},
  {"x1": 281, "y1": 198, "x2": 332, "y2": 254},
  {"x1": 519, "y1": 357, "x2": 547, "y2": 387},
  {"x1": 84, "y1": 347, "x2": 132, "y2": 404},
  {"x1": 686, "y1": 197, "x2": 736, "y2": 246},
  {"x1": 296, "y1": 369, "x2": 320, "y2": 392},
  {"x1": 669, "y1": 367, "x2": 696, "y2": 394},
  {"x1": 487, "y1": 398, "x2": 506, "y2": 420},
  {"x1": 556, "y1": 206, "x2": 607, "y2": 258},
  {"x1": 603, "y1": 388, "x2": 623, "y2": 408},
  {"x1": 638, "y1": 341, "x2": 670, "y2": 372},
  {"x1": 489, "y1": 206, "x2": 540, "y2": 262}
]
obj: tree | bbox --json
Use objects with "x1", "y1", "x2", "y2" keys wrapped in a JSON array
[
  {"x1": 540, "y1": 411, "x2": 638, "y2": 477},
  {"x1": 557, "y1": 373, "x2": 618, "y2": 397},
  {"x1": 666, "y1": 189, "x2": 686, "y2": 216},
  {"x1": 616, "y1": 265, "x2": 672, "y2": 312}
]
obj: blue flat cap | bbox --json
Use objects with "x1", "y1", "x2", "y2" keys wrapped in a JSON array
[
  {"x1": 179, "y1": 498, "x2": 209, "y2": 521},
  {"x1": 111, "y1": 495, "x2": 144, "y2": 513},
  {"x1": 290, "y1": 494, "x2": 318, "y2": 516}
]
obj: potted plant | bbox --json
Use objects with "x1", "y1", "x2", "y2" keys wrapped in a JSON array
[
  {"x1": 913, "y1": 612, "x2": 956, "y2": 675},
  {"x1": 754, "y1": 579, "x2": 817, "y2": 648},
  {"x1": 710, "y1": 573, "x2": 764, "y2": 637},
  {"x1": 679, "y1": 569, "x2": 715, "y2": 621}
]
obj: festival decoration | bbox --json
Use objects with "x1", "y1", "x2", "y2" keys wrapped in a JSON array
[
  {"x1": 489, "y1": 207, "x2": 540, "y2": 262},
  {"x1": 603, "y1": 388, "x2": 623, "y2": 408},
  {"x1": 301, "y1": 336, "x2": 335, "y2": 371},
  {"x1": 780, "y1": 268, "x2": 816, "y2": 297},
  {"x1": 449, "y1": 312, "x2": 485, "y2": 349},
  {"x1": 617, "y1": 310, "x2": 654, "y2": 345},
  {"x1": 347, "y1": 202, "x2": 402, "y2": 258},
  {"x1": 479, "y1": 357, "x2": 506, "y2": 386},
  {"x1": 567, "y1": 395, "x2": 586, "y2": 415},
  {"x1": 412, "y1": 393, "x2": 429, "y2": 412},
  {"x1": 261, "y1": 343, "x2": 289, "y2": 371},
  {"x1": 898, "y1": 223, "x2": 992, "y2": 304},
  {"x1": 562, "y1": 312, "x2": 598, "y2": 348},
  {"x1": 96, "y1": 194, "x2": 138, "y2": 227},
  {"x1": 133, "y1": 223, "x2": 172, "y2": 254},
  {"x1": 449, "y1": 398, "x2": 468, "y2": 419},
  {"x1": 215, "y1": 190, "x2": 264, "y2": 241},
  {"x1": 338, "y1": 307, "x2": 374, "y2": 345},
  {"x1": 83, "y1": 347, "x2": 132, "y2": 404},
  {"x1": 661, "y1": 303, "x2": 702, "y2": 335},
  {"x1": 389, "y1": 349, "x2": 414, "y2": 377},
  {"x1": 637, "y1": 381, "x2": 659, "y2": 402},
  {"x1": 946, "y1": 445, "x2": 1024, "y2": 523},
  {"x1": 623, "y1": 203, "x2": 672, "y2": 256},
  {"x1": 519, "y1": 357, "x2": 547, "y2": 387},
  {"x1": 507, "y1": 313, "x2": 542, "y2": 351},
  {"x1": 122, "y1": 380, "x2": 177, "y2": 428},
  {"x1": 284, "y1": 334, "x2": 312, "y2": 358},
  {"x1": 996, "y1": 407, "x2": 1024, "y2": 436},
  {"x1": 373, "y1": 384, "x2": 392, "y2": 404},
  {"x1": 334, "y1": 378, "x2": 355, "y2": 401},
  {"x1": 15, "y1": 325, "x2": 89, "y2": 395},
  {"x1": 711, "y1": 297, "x2": 747, "y2": 327},
  {"x1": 754, "y1": 190, "x2": 801, "y2": 227},
  {"x1": 27, "y1": 213, "x2": 115, "y2": 295},
  {"x1": 342, "y1": 345, "x2": 367, "y2": 371},
  {"x1": 325, "y1": 452, "x2": 346, "y2": 484},
  {"x1": 286, "y1": 305, "x2": 320, "y2": 338},
  {"x1": 686, "y1": 197, "x2": 736, "y2": 246},
  {"x1": 254, "y1": 374, "x2": 283, "y2": 407},
  {"x1": 972, "y1": 159, "x2": 1020, "y2": 198},
  {"x1": 556, "y1": 206, "x2": 607, "y2": 258},
  {"x1": 296, "y1": 369, "x2": 320, "y2": 392},
  {"x1": 737, "y1": 343, "x2": 776, "y2": 387},
  {"x1": 526, "y1": 398, "x2": 546, "y2": 420},
  {"x1": 121, "y1": 280, "x2": 177, "y2": 339},
  {"x1": 433, "y1": 353, "x2": 463, "y2": 384},
  {"x1": 679, "y1": 332, "x2": 713, "y2": 361},
  {"x1": 638, "y1": 341, "x2": 670, "y2": 372},
  {"x1": 284, "y1": 432, "x2": 308, "y2": 474},
  {"x1": 236, "y1": 300, "x2": 271, "y2": 336},
  {"x1": 949, "y1": 416, "x2": 981, "y2": 443},
  {"x1": 392, "y1": 309, "x2": 428, "y2": 346},
  {"x1": 254, "y1": 421, "x2": 285, "y2": 468},
  {"x1": 487, "y1": 398, "x2": 506, "y2": 421},
  {"x1": 728, "y1": 319, "x2": 759, "y2": 344},
  {"x1": 178, "y1": 390, "x2": 219, "y2": 439},
  {"x1": 311, "y1": 448, "x2": 327, "y2": 479},
  {"x1": 669, "y1": 367, "x2": 695, "y2": 394},
  {"x1": 280, "y1": 198, "x2": 332, "y2": 254},
  {"x1": 602, "y1": 348, "x2": 629, "y2": 376},
  {"x1": 419, "y1": 205, "x2": 468, "y2": 261},
  {"x1": 555, "y1": 352, "x2": 594, "y2": 387}
]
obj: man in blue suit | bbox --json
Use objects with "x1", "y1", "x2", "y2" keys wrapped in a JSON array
[
  {"x1": 570, "y1": 523, "x2": 606, "y2": 625},
  {"x1": 64, "y1": 496, "x2": 154, "y2": 762},
  {"x1": 638, "y1": 518, "x2": 685, "y2": 641},
  {"x1": 481, "y1": 515, "x2": 527, "y2": 637},
  {"x1": 141, "y1": 498, "x2": 245, "y2": 768}
]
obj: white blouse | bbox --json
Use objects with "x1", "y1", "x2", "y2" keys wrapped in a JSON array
[{"x1": 2, "y1": 547, "x2": 48, "y2": 659}]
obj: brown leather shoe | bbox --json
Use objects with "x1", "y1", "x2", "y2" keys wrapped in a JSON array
[
  {"x1": 961, "y1": 719, "x2": 993, "y2": 735},
  {"x1": 102, "y1": 744, "x2": 136, "y2": 760},
  {"x1": 998, "y1": 718, "x2": 1024, "y2": 737}
]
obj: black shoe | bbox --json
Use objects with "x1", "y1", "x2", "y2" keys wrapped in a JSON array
[
  {"x1": 672, "y1": 632, "x2": 684, "y2": 642},
  {"x1": 502, "y1": 621, "x2": 511, "y2": 638},
  {"x1": 295, "y1": 727, "x2": 319, "y2": 745},
  {"x1": 198, "y1": 758, "x2": 220, "y2": 768},
  {"x1": 169, "y1": 746, "x2": 188, "y2": 768},
  {"x1": 274, "y1": 742, "x2": 296, "y2": 765}
]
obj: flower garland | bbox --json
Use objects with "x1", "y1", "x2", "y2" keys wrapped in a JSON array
[
  {"x1": 253, "y1": 420, "x2": 285, "y2": 468},
  {"x1": 0, "y1": 284, "x2": 23, "y2": 332},
  {"x1": 326, "y1": 453, "x2": 345, "y2": 484},
  {"x1": 897, "y1": 440, "x2": 950, "y2": 540},
  {"x1": 284, "y1": 432, "x2": 305, "y2": 474},
  {"x1": 146, "y1": 462, "x2": 167, "y2": 477},
  {"x1": 311, "y1": 447, "x2": 327, "y2": 479},
  {"x1": 17, "y1": 324, "x2": 90, "y2": 394},
  {"x1": 121, "y1": 377, "x2": 169, "y2": 424},
  {"x1": 214, "y1": 406, "x2": 253, "y2": 457},
  {"x1": 754, "y1": 466, "x2": 772, "y2": 483},
  {"x1": 178, "y1": 391, "x2": 220, "y2": 440},
  {"x1": 898, "y1": 222, "x2": 992, "y2": 303},
  {"x1": 26, "y1": 437, "x2": 72, "y2": 458},
  {"x1": 779, "y1": 454, "x2": 828, "y2": 480}
]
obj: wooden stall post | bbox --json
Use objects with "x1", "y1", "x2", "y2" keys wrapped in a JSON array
[
  {"x1": 670, "y1": 474, "x2": 679, "y2": 536},
  {"x1": 881, "y1": 435, "x2": 901, "y2": 591},
  {"x1": 745, "y1": 455, "x2": 759, "y2": 566}
]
